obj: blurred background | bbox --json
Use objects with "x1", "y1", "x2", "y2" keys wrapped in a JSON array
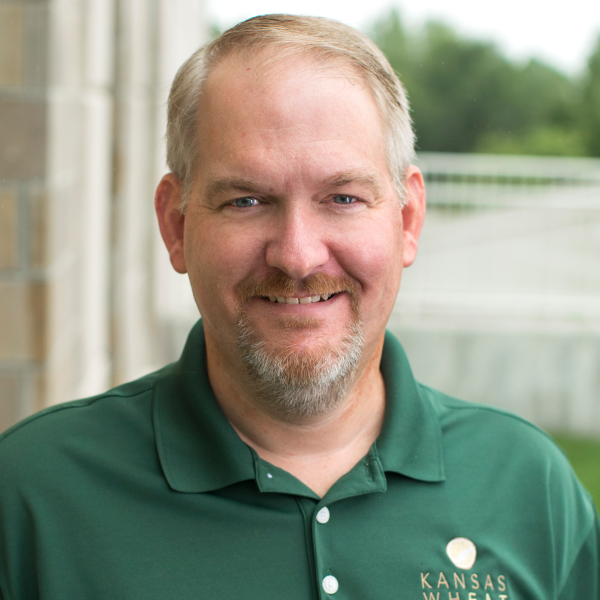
[{"x1": 0, "y1": 0, "x2": 599, "y2": 501}]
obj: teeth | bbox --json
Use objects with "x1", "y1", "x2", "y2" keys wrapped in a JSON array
[{"x1": 268, "y1": 294, "x2": 336, "y2": 304}]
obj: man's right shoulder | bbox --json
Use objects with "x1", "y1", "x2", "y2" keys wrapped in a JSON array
[{"x1": 0, "y1": 367, "x2": 168, "y2": 482}]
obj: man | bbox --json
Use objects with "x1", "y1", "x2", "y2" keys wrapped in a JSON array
[{"x1": 0, "y1": 14, "x2": 598, "y2": 600}]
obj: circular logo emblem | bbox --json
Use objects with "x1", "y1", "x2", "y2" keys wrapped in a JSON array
[{"x1": 446, "y1": 538, "x2": 477, "y2": 570}]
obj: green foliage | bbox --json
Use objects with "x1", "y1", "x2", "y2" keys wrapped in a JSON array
[
  {"x1": 370, "y1": 9, "x2": 600, "y2": 157},
  {"x1": 581, "y1": 36, "x2": 600, "y2": 156},
  {"x1": 476, "y1": 127, "x2": 588, "y2": 157},
  {"x1": 551, "y1": 433, "x2": 600, "y2": 510}
]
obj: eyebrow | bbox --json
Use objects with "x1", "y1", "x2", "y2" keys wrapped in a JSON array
[
  {"x1": 204, "y1": 172, "x2": 383, "y2": 199},
  {"x1": 204, "y1": 177, "x2": 265, "y2": 198},
  {"x1": 320, "y1": 173, "x2": 383, "y2": 196}
]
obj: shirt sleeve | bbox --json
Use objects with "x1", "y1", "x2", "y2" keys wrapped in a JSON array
[{"x1": 557, "y1": 507, "x2": 600, "y2": 600}]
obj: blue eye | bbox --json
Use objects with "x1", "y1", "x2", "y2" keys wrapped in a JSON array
[
  {"x1": 332, "y1": 195, "x2": 356, "y2": 205},
  {"x1": 232, "y1": 197, "x2": 258, "y2": 208}
]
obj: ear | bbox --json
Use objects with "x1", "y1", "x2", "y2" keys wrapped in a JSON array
[
  {"x1": 401, "y1": 165, "x2": 426, "y2": 268},
  {"x1": 155, "y1": 174, "x2": 187, "y2": 274}
]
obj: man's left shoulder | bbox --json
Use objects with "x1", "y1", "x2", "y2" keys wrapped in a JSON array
[
  {"x1": 420, "y1": 382, "x2": 571, "y2": 464},
  {"x1": 412, "y1": 384, "x2": 600, "y2": 599},
  {"x1": 420, "y1": 383, "x2": 597, "y2": 523}
]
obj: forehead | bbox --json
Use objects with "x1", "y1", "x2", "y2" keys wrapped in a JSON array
[
  {"x1": 194, "y1": 52, "x2": 388, "y2": 186},
  {"x1": 205, "y1": 52, "x2": 378, "y2": 123},
  {"x1": 206, "y1": 47, "x2": 375, "y2": 101}
]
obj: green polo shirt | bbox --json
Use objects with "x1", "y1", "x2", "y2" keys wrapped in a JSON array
[{"x1": 0, "y1": 320, "x2": 598, "y2": 599}]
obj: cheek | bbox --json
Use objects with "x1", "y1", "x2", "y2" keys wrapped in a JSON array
[
  {"x1": 336, "y1": 216, "x2": 403, "y2": 292},
  {"x1": 183, "y1": 218, "x2": 265, "y2": 309}
]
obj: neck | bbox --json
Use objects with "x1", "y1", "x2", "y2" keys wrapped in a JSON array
[{"x1": 205, "y1": 333, "x2": 386, "y2": 497}]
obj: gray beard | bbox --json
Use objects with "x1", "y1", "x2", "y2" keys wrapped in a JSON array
[{"x1": 237, "y1": 319, "x2": 364, "y2": 420}]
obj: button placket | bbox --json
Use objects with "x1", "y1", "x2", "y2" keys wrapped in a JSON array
[{"x1": 313, "y1": 504, "x2": 339, "y2": 597}]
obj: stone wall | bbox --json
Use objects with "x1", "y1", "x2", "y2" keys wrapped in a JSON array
[
  {"x1": 0, "y1": 0, "x2": 207, "y2": 432},
  {"x1": 1, "y1": 0, "x2": 53, "y2": 430}
]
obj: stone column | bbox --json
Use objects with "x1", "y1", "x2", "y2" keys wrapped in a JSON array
[
  {"x1": 1, "y1": 0, "x2": 56, "y2": 429},
  {"x1": 152, "y1": 0, "x2": 208, "y2": 364},
  {"x1": 0, "y1": 0, "x2": 208, "y2": 432},
  {"x1": 110, "y1": 0, "x2": 208, "y2": 383}
]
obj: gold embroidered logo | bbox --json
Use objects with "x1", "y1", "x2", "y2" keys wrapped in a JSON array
[{"x1": 446, "y1": 538, "x2": 477, "y2": 570}]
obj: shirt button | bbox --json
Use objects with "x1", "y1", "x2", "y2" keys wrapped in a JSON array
[
  {"x1": 322, "y1": 575, "x2": 339, "y2": 594},
  {"x1": 316, "y1": 507, "x2": 330, "y2": 524}
]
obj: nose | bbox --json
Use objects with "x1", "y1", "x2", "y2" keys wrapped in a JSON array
[{"x1": 265, "y1": 205, "x2": 330, "y2": 279}]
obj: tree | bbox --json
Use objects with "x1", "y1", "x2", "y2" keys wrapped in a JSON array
[{"x1": 370, "y1": 9, "x2": 592, "y2": 157}]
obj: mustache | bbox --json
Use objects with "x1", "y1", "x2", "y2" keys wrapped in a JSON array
[{"x1": 235, "y1": 271, "x2": 359, "y2": 309}]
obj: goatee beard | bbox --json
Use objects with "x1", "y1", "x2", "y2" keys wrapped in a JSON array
[
  {"x1": 235, "y1": 272, "x2": 364, "y2": 420},
  {"x1": 237, "y1": 319, "x2": 363, "y2": 419}
]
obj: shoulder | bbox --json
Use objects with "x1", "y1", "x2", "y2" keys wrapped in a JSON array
[
  {"x1": 420, "y1": 383, "x2": 598, "y2": 569},
  {"x1": 0, "y1": 367, "x2": 168, "y2": 488},
  {"x1": 420, "y1": 382, "x2": 587, "y2": 494},
  {"x1": 420, "y1": 381, "x2": 569, "y2": 463}
]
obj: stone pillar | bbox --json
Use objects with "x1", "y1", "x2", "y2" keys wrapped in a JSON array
[
  {"x1": 110, "y1": 0, "x2": 208, "y2": 383},
  {"x1": 1, "y1": 0, "x2": 54, "y2": 430},
  {"x1": 0, "y1": 0, "x2": 208, "y2": 432},
  {"x1": 76, "y1": 0, "x2": 115, "y2": 398},
  {"x1": 152, "y1": 0, "x2": 207, "y2": 364},
  {"x1": 0, "y1": 0, "x2": 116, "y2": 424},
  {"x1": 110, "y1": 0, "x2": 157, "y2": 385}
]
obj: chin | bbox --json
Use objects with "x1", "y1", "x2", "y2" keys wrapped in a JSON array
[{"x1": 236, "y1": 314, "x2": 364, "y2": 420}]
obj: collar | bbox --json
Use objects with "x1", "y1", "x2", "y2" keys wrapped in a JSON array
[
  {"x1": 153, "y1": 321, "x2": 256, "y2": 493},
  {"x1": 153, "y1": 321, "x2": 445, "y2": 494},
  {"x1": 376, "y1": 330, "x2": 445, "y2": 482}
]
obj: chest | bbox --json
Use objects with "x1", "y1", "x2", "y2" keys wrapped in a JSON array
[{"x1": 16, "y1": 479, "x2": 553, "y2": 600}]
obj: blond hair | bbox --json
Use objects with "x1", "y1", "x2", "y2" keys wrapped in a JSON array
[{"x1": 166, "y1": 14, "x2": 415, "y2": 209}]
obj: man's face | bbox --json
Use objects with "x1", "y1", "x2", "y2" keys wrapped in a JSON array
[{"x1": 159, "y1": 53, "x2": 424, "y2": 415}]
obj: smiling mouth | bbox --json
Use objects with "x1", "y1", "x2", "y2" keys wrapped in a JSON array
[{"x1": 260, "y1": 293, "x2": 338, "y2": 305}]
